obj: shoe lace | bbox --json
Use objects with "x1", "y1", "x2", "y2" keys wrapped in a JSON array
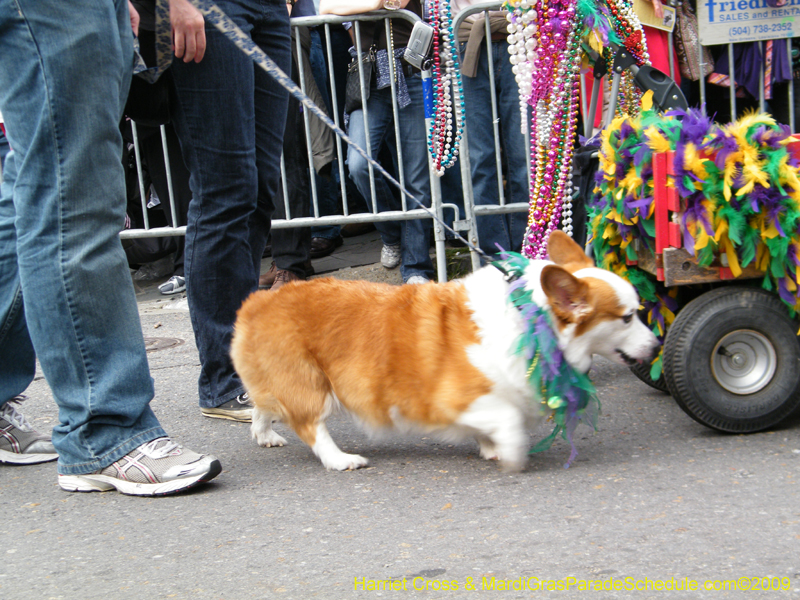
[
  {"x1": 140, "y1": 437, "x2": 180, "y2": 458},
  {"x1": 0, "y1": 396, "x2": 34, "y2": 432},
  {"x1": 236, "y1": 392, "x2": 250, "y2": 405},
  {"x1": 383, "y1": 245, "x2": 401, "y2": 257},
  {"x1": 274, "y1": 270, "x2": 295, "y2": 283}
]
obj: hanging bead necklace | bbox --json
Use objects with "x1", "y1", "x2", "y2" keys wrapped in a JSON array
[
  {"x1": 601, "y1": 0, "x2": 650, "y2": 119},
  {"x1": 428, "y1": 0, "x2": 465, "y2": 175},
  {"x1": 505, "y1": 0, "x2": 582, "y2": 258}
]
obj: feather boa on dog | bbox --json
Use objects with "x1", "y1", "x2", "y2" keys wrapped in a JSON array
[{"x1": 588, "y1": 92, "x2": 800, "y2": 379}]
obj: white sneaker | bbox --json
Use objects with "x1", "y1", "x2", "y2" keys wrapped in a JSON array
[
  {"x1": 158, "y1": 275, "x2": 185, "y2": 295},
  {"x1": 406, "y1": 275, "x2": 430, "y2": 285},
  {"x1": 0, "y1": 397, "x2": 57, "y2": 465},
  {"x1": 58, "y1": 437, "x2": 221, "y2": 496},
  {"x1": 380, "y1": 244, "x2": 402, "y2": 269}
]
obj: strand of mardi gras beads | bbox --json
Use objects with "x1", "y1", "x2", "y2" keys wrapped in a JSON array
[
  {"x1": 505, "y1": 0, "x2": 581, "y2": 257},
  {"x1": 427, "y1": 0, "x2": 465, "y2": 175}
]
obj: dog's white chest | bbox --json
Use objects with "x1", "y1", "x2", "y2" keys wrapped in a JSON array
[{"x1": 462, "y1": 267, "x2": 535, "y2": 407}]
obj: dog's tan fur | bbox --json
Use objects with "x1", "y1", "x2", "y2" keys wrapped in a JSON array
[{"x1": 232, "y1": 279, "x2": 494, "y2": 449}]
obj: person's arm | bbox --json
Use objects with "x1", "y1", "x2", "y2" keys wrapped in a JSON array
[
  {"x1": 169, "y1": 0, "x2": 206, "y2": 62},
  {"x1": 319, "y1": 0, "x2": 410, "y2": 15},
  {"x1": 128, "y1": 1, "x2": 140, "y2": 36},
  {"x1": 650, "y1": 0, "x2": 664, "y2": 19}
]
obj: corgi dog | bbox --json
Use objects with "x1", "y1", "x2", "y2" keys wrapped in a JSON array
[{"x1": 230, "y1": 231, "x2": 660, "y2": 472}]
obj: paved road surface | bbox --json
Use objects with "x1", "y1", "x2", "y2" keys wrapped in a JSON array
[{"x1": 3, "y1": 235, "x2": 799, "y2": 599}]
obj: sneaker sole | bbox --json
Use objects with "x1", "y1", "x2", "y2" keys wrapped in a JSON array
[
  {"x1": 200, "y1": 408, "x2": 253, "y2": 423},
  {"x1": 58, "y1": 458, "x2": 222, "y2": 496},
  {"x1": 159, "y1": 286, "x2": 186, "y2": 295},
  {"x1": 0, "y1": 448, "x2": 58, "y2": 465}
]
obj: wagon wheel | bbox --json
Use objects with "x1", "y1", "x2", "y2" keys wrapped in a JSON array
[
  {"x1": 629, "y1": 309, "x2": 669, "y2": 393},
  {"x1": 662, "y1": 286, "x2": 800, "y2": 433},
  {"x1": 630, "y1": 361, "x2": 669, "y2": 393}
]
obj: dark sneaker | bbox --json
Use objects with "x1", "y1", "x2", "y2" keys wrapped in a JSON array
[
  {"x1": 200, "y1": 393, "x2": 253, "y2": 422},
  {"x1": 158, "y1": 275, "x2": 185, "y2": 295},
  {"x1": 58, "y1": 437, "x2": 221, "y2": 496},
  {"x1": 0, "y1": 396, "x2": 58, "y2": 465}
]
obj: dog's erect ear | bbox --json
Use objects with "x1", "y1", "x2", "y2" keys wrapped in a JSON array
[
  {"x1": 547, "y1": 231, "x2": 594, "y2": 269},
  {"x1": 540, "y1": 264, "x2": 592, "y2": 323}
]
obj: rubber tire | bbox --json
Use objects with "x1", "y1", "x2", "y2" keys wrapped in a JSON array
[
  {"x1": 630, "y1": 361, "x2": 670, "y2": 393},
  {"x1": 662, "y1": 286, "x2": 800, "y2": 433}
]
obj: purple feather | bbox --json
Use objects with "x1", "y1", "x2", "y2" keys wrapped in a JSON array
[{"x1": 778, "y1": 278, "x2": 796, "y2": 305}]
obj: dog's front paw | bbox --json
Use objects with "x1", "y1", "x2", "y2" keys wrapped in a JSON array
[
  {"x1": 497, "y1": 446, "x2": 527, "y2": 473},
  {"x1": 323, "y1": 453, "x2": 369, "y2": 471},
  {"x1": 253, "y1": 429, "x2": 288, "y2": 448},
  {"x1": 477, "y1": 438, "x2": 499, "y2": 461},
  {"x1": 500, "y1": 457, "x2": 527, "y2": 473}
]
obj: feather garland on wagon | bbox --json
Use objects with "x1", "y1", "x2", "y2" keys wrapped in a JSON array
[{"x1": 588, "y1": 92, "x2": 800, "y2": 379}]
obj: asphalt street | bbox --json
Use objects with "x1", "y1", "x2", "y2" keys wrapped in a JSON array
[{"x1": 3, "y1": 233, "x2": 800, "y2": 600}]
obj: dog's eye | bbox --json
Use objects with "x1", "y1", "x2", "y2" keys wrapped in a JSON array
[{"x1": 622, "y1": 313, "x2": 634, "y2": 324}]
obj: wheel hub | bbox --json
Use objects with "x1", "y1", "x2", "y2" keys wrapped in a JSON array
[{"x1": 712, "y1": 330, "x2": 777, "y2": 395}]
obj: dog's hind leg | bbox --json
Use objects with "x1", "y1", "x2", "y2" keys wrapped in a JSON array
[
  {"x1": 288, "y1": 392, "x2": 368, "y2": 470},
  {"x1": 307, "y1": 421, "x2": 369, "y2": 471},
  {"x1": 251, "y1": 405, "x2": 288, "y2": 448}
]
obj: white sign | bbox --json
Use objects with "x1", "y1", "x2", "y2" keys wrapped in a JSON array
[{"x1": 697, "y1": 0, "x2": 798, "y2": 45}]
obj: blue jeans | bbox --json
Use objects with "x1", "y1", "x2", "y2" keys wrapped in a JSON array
[
  {"x1": 0, "y1": 127, "x2": 8, "y2": 169},
  {"x1": 0, "y1": 0, "x2": 165, "y2": 474},
  {"x1": 460, "y1": 39, "x2": 528, "y2": 256},
  {"x1": 170, "y1": 0, "x2": 291, "y2": 408},
  {"x1": 347, "y1": 73, "x2": 434, "y2": 282}
]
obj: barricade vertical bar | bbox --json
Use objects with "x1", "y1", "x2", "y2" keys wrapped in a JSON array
[
  {"x1": 386, "y1": 17, "x2": 409, "y2": 213},
  {"x1": 159, "y1": 124, "x2": 179, "y2": 228},
  {"x1": 699, "y1": 41, "x2": 707, "y2": 116},
  {"x1": 354, "y1": 20, "x2": 379, "y2": 215},
  {"x1": 130, "y1": 121, "x2": 151, "y2": 230},
  {"x1": 422, "y1": 66, "x2": 448, "y2": 282},
  {"x1": 295, "y1": 26, "x2": 321, "y2": 219},
  {"x1": 728, "y1": 43, "x2": 736, "y2": 120},
  {"x1": 789, "y1": 40, "x2": 795, "y2": 133},
  {"x1": 280, "y1": 151, "x2": 291, "y2": 219},
  {"x1": 324, "y1": 22, "x2": 350, "y2": 217},
  {"x1": 758, "y1": 41, "x2": 765, "y2": 113},
  {"x1": 458, "y1": 124, "x2": 483, "y2": 272},
  {"x1": 484, "y1": 11, "x2": 505, "y2": 207}
]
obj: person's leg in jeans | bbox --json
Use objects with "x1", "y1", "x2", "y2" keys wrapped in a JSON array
[
  {"x1": 308, "y1": 27, "x2": 342, "y2": 247},
  {"x1": 396, "y1": 74, "x2": 435, "y2": 282},
  {"x1": 347, "y1": 89, "x2": 403, "y2": 257},
  {"x1": 0, "y1": 0, "x2": 168, "y2": 470},
  {"x1": 460, "y1": 39, "x2": 528, "y2": 256},
  {"x1": 170, "y1": 0, "x2": 290, "y2": 415}
]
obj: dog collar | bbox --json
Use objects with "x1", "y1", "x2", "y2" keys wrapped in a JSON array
[{"x1": 496, "y1": 252, "x2": 601, "y2": 469}]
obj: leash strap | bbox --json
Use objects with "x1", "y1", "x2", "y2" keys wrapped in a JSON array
[{"x1": 132, "y1": 0, "x2": 172, "y2": 83}]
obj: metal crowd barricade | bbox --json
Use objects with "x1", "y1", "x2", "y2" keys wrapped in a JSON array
[
  {"x1": 452, "y1": 1, "x2": 532, "y2": 271},
  {"x1": 695, "y1": 40, "x2": 795, "y2": 133},
  {"x1": 122, "y1": 10, "x2": 470, "y2": 283}
]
